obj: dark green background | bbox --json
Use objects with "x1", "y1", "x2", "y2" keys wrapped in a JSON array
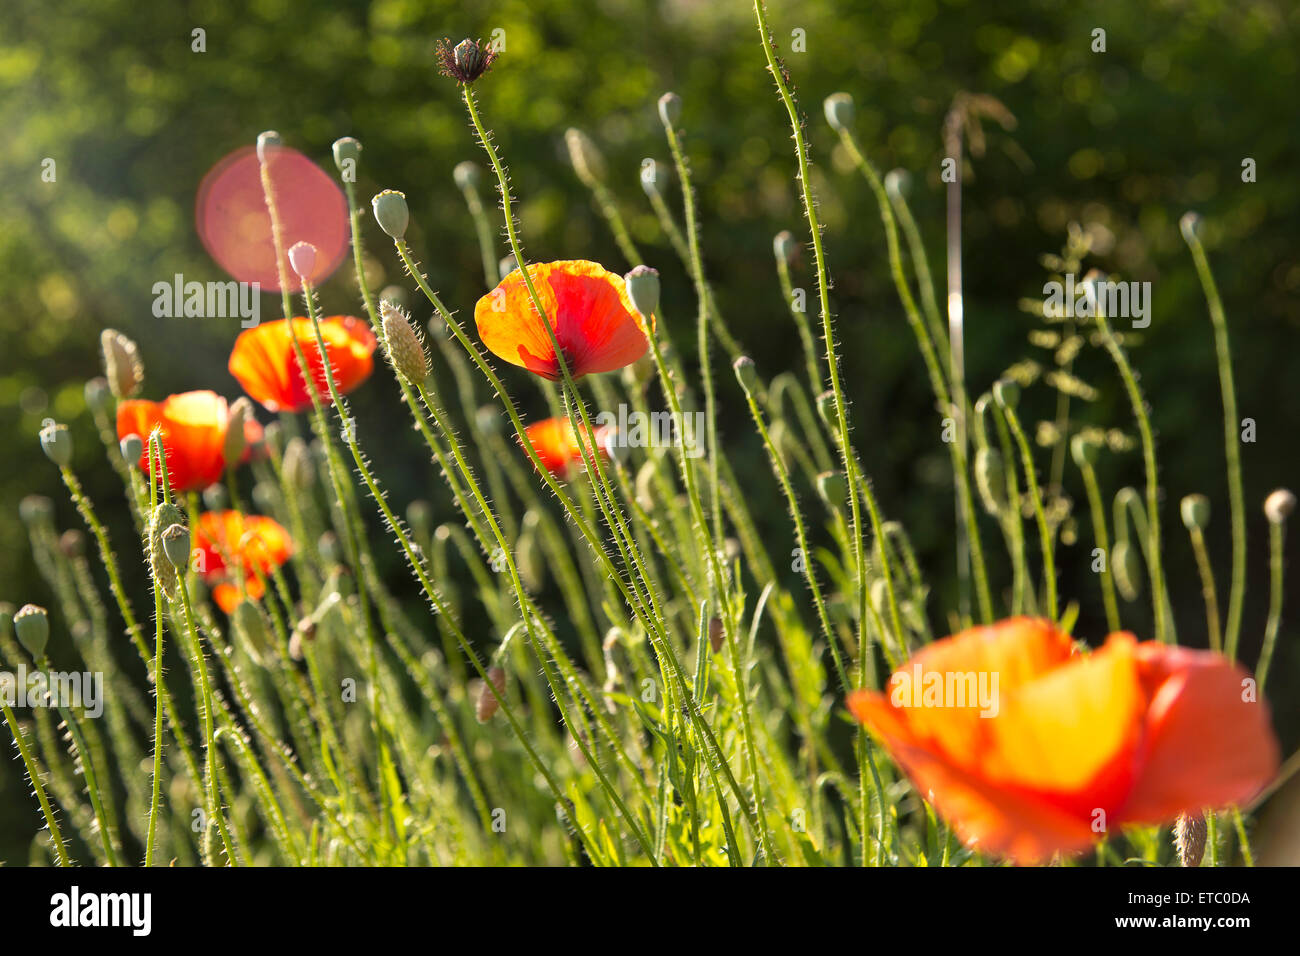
[{"x1": 2, "y1": 0, "x2": 1297, "y2": 862}]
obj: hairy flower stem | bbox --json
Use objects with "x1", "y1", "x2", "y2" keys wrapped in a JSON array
[
  {"x1": 3, "y1": 699, "x2": 71, "y2": 864},
  {"x1": 1258, "y1": 519, "x2": 1287, "y2": 692},
  {"x1": 1182, "y1": 226, "x2": 1246, "y2": 659},
  {"x1": 885, "y1": 175, "x2": 950, "y2": 364},
  {"x1": 999, "y1": 401, "x2": 1058, "y2": 620},
  {"x1": 1186, "y1": 525, "x2": 1222, "y2": 653},
  {"x1": 1078, "y1": 460, "x2": 1121, "y2": 632}
]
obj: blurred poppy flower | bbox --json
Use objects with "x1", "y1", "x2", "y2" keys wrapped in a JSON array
[
  {"x1": 475, "y1": 260, "x2": 652, "y2": 380},
  {"x1": 847, "y1": 617, "x2": 1279, "y2": 864},
  {"x1": 193, "y1": 511, "x2": 293, "y2": 613},
  {"x1": 117, "y1": 390, "x2": 263, "y2": 493},
  {"x1": 196, "y1": 145, "x2": 349, "y2": 293},
  {"x1": 522, "y1": 417, "x2": 611, "y2": 478},
  {"x1": 229, "y1": 316, "x2": 376, "y2": 413}
]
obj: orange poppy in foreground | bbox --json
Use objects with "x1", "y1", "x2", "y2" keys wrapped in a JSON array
[
  {"x1": 475, "y1": 260, "x2": 653, "y2": 380},
  {"x1": 228, "y1": 316, "x2": 376, "y2": 413},
  {"x1": 193, "y1": 510, "x2": 293, "y2": 613},
  {"x1": 117, "y1": 390, "x2": 263, "y2": 493},
  {"x1": 847, "y1": 617, "x2": 1279, "y2": 864},
  {"x1": 522, "y1": 416, "x2": 611, "y2": 478}
]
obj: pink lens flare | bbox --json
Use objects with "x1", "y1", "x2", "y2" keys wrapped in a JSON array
[{"x1": 196, "y1": 145, "x2": 349, "y2": 294}]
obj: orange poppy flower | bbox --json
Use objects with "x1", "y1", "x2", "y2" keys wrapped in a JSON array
[
  {"x1": 228, "y1": 316, "x2": 376, "y2": 413},
  {"x1": 117, "y1": 390, "x2": 263, "y2": 493},
  {"x1": 847, "y1": 617, "x2": 1279, "y2": 864},
  {"x1": 522, "y1": 416, "x2": 611, "y2": 478},
  {"x1": 474, "y1": 260, "x2": 653, "y2": 380},
  {"x1": 192, "y1": 510, "x2": 293, "y2": 613}
]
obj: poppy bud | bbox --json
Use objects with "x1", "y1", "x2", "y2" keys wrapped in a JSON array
[
  {"x1": 371, "y1": 189, "x2": 409, "y2": 239},
  {"x1": 657, "y1": 92, "x2": 682, "y2": 127},
  {"x1": 202, "y1": 483, "x2": 227, "y2": 511},
  {"x1": 884, "y1": 168, "x2": 910, "y2": 198},
  {"x1": 624, "y1": 265, "x2": 660, "y2": 319},
  {"x1": 974, "y1": 447, "x2": 1007, "y2": 515},
  {"x1": 498, "y1": 255, "x2": 518, "y2": 279},
  {"x1": 148, "y1": 503, "x2": 186, "y2": 600},
  {"x1": 639, "y1": 158, "x2": 661, "y2": 196},
  {"x1": 817, "y1": 470, "x2": 849, "y2": 512},
  {"x1": 476, "y1": 665, "x2": 507, "y2": 723},
  {"x1": 1070, "y1": 433, "x2": 1101, "y2": 468},
  {"x1": 1180, "y1": 494, "x2": 1210, "y2": 531},
  {"x1": 1112, "y1": 540, "x2": 1142, "y2": 602},
  {"x1": 19, "y1": 494, "x2": 52, "y2": 527},
  {"x1": 160, "y1": 522, "x2": 191, "y2": 570},
  {"x1": 823, "y1": 92, "x2": 855, "y2": 132},
  {"x1": 816, "y1": 390, "x2": 837, "y2": 428},
  {"x1": 733, "y1": 356, "x2": 758, "y2": 393},
  {"x1": 564, "y1": 128, "x2": 607, "y2": 187},
  {"x1": 13, "y1": 604, "x2": 50, "y2": 659},
  {"x1": 1174, "y1": 811, "x2": 1206, "y2": 867},
  {"x1": 283, "y1": 437, "x2": 314, "y2": 490},
  {"x1": 992, "y1": 378, "x2": 1020, "y2": 410},
  {"x1": 437, "y1": 37, "x2": 497, "y2": 84},
  {"x1": 120, "y1": 433, "x2": 143, "y2": 467},
  {"x1": 453, "y1": 160, "x2": 482, "y2": 191},
  {"x1": 1179, "y1": 212, "x2": 1202, "y2": 243},
  {"x1": 84, "y1": 377, "x2": 110, "y2": 412},
  {"x1": 1264, "y1": 488, "x2": 1295, "y2": 525},
  {"x1": 39, "y1": 422, "x2": 72, "y2": 467},
  {"x1": 708, "y1": 616, "x2": 724, "y2": 653},
  {"x1": 332, "y1": 136, "x2": 361, "y2": 173},
  {"x1": 256, "y1": 130, "x2": 282, "y2": 164},
  {"x1": 380, "y1": 301, "x2": 429, "y2": 383},
  {"x1": 773, "y1": 230, "x2": 797, "y2": 264},
  {"x1": 287, "y1": 240, "x2": 318, "y2": 281},
  {"x1": 101, "y1": 329, "x2": 144, "y2": 399},
  {"x1": 224, "y1": 397, "x2": 253, "y2": 465}
]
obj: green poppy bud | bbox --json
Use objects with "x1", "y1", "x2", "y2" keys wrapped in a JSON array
[
  {"x1": 120, "y1": 433, "x2": 143, "y2": 466},
  {"x1": 453, "y1": 160, "x2": 482, "y2": 191},
  {"x1": 624, "y1": 265, "x2": 660, "y2": 319},
  {"x1": 13, "y1": 604, "x2": 50, "y2": 659},
  {"x1": 84, "y1": 377, "x2": 111, "y2": 412},
  {"x1": 148, "y1": 503, "x2": 187, "y2": 600},
  {"x1": 232, "y1": 599, "x2": 274, "y2": 666},
  {"x1": 256, "y1": 130, "x2": 282, "y2": 164},
  {"x1": 40, "y1": 422, "x2": 73, "y2": 467},
  {"x1": 101, "y1": 329, "x2": 143, "y2": 400},
  {"x1": 816, "y1": 470, "x2": 849, "y2": 512},
  {"x1": 816, "y1": 390, "x2": 837, "y2": 428},
  {"x1": 773, "y1": 230, "x2": 797, "y2": 264},
  {"x1": 823, "y1": 92, "x2": 855, "y2": 132},
  {"x1": 380, "y1": 301, "x2": 429, "y2": 383},
  {"x1": 371, "y1": 189, "x2": 409, "y2": 239},
  {"x1": 19, "y1": 495, "x2": 52, "y2": 527},
  {"x1": 161, "y1": 522, "x2": 191, "y2": 570},
  {"x1": 992, "y1": 378, "x2": 1020, "y2": 410},
  {"x1": 733, "y1": 356, "x2": 758, "y2": 393},
  {"x1": 564, "y1": 128, "x2": 607, "y2": 187},
  {"x1": 1180, "y1": 494, "x2": 1210, "y2": 531},
  {"x1": 1264, "y1": 488, "x2": 1295, "y2": 525},
  {"x1": 657, "y1": 92, "x2": 682, "y2": 127}
]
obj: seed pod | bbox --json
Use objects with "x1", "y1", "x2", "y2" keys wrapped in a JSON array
[
  {"x1": 371, "y1": 189, "x2": 409, "y2": 239},
  {"x1": 148, "y1": 503, "x2": 187, "y2": 600},
  {"x1": 708, "y1": 616, "x2": 724, "y2": 653},
  {"x1": 564, "y1": 128, "x2": 607, "y2": 187},
  {"x1": 1264, "y1": 488, "x2": 1296, "y2": 525},
  {"x1": 1174, "y1": 811, "x2": 1206, "y2": 867},
  {"x1": 475, "y1": 665, "x2": 507, "y2": 723},
  {"x1": 624, "y1": 265, "x2": 660, "y2": 320},
  {"x1": 823, "y1": 92, "x2": 855, "y2": 132},
  {"x1": 101, "y1": 329, "x2": 144, "y2": 399},
  {"x1": 332, "y1": 136, "x2": 361, "y2": 173},
  {"x1": 13, "y1": 604, "x2": 50, "y2": 659},
  {"x1": 39, "y1": 422, "x2": 73, "y2": 467},
  {"x1": 1112, "y1": 540, "x2": 1142, "y2": 602},
  {"x1": 974, "y1": 447, "x2": 1007, "y2": 516},
  {"x1": 380, "y1": 301, "x2": 429, "y2": 383}
]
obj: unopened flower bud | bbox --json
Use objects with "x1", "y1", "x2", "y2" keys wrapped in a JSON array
[
  {"x1": 884, "y1": 168, "x2": 910, "y2": 198},
  {"x1": 657, "y1": 92, "x2": 682, "y2": 127},
  {"x1": 564, "y1": 128, "x2": 607, "y2": 187},
  {"x1": 287, "y1": 240, "x2": 318, "y2": 282},
  {"x1": 1180, "y1": 494, "x2": 1210, "y2": 531},
  {"x1": 161, "y1": 522, "x2": 191, "y2": 570},
  {"x1": 639, "y1": 158, "x2": 661, "y2": 196},
  {"x1": 101, "y1": 329, "x2": 144, "y2": 399},
  {"x1": 19, "y1": 494, "x2": 52, "y2": 526},
  {"x1": 14, "y1": 604, "x2": 50, "y2": 659},
  {"x1": 332, "y1": 136, "x2": 361, "y2": 173},
  {"x1": 823, "y1": 92, "x2": 855, "y2": 132},
  {"x1": 84, "y1": 377, "x2": 111, "y2": 412},
  {"x1": 148, "y1": 503, "x2": 186, "y2": 600},
  {"x1": 224, "y1": 397, "x2": 253, "y2": 464},
  {"x1": 476, "y1": 665, "x2": 507, "y2": 723},
  {"x1": 120, "y1": 433, "x2": 143, "y2": 466},
  {"x1": 232, "y1": 599, "x2": 273, "y2": 666},
  {"x1": 1179, "y1": 212, "x2": 1202, "y2": 243},
  {"x1": 816, "y1": 470, "x2": 849, "y2": 512},
  {"x1": 283, "y1": 437, "x2": 314, "y2": 490},
  {"x1": 498, "y1": 255, "x2": 518, "y2": 279},
  {"x1": 202, "y1": 483, "x2": 227, "y2": 511},
  {"x1": 59, "y1": 529, "x2": 85, "y2": 558},
  {"x1": 371, "y1": 189, "x2": 409, "y2": 239},
  {"x1": 380, "y1": 301, "x2": 429, "y2": 383},
  {"x1": 773, "y1": 230, "x2": 797, "y2": 264},
  {"x1": 40, "y1": 422, "x2": 72, "y2": 467},
  {"x1": 1265, "y1": 488, "x2": 1296, "y2": 524},
  {"x1": 733, "y1": 356, "x2": 758, "y2": 393},
  {"x1": 624, "y1": 265, "x2": 660, "y2": 319},
  {"x1": 453, "y1": 161, "x2": 482, "y2": 191}
]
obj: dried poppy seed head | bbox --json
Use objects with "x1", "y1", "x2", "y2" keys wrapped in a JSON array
[
  {"x1": 1180, "y1": 494, "x2": 1211, "y2": 531},
  {"x1": 40, "y1": 421, "x2": 72, "y2": 467},
  {"x1": 453, "y1": 160, "x2": 482, "y2": 191},
  {"x1": 371, "y1": 189, "x2": 409, "y2": 239},
  {"x1": 14, "y1": 604, "x2": 50, "y2": 659},
  {"x1": 1265, "y1": 488, "x2": 1295, "y2": 524},
  {"x1": 437, "y1": 37, "x2": 498, "y2": 84},
  {"x1": 101, "y1": 328, "x2": 144, "y2": 399},
  {"x1": 565, "y1": 128, "x2": 607, "y2": 187},
  {"x1": 823, "y1": 92, "x2": 855, "y2": 132},
  {"x1": 380, "y1": 301, "x2": 429, "y2": 383}
]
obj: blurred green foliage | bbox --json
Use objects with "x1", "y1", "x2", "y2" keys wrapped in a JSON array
[{"x1": 2, "y1": 0, "x2": 1298, "y2": 859}]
